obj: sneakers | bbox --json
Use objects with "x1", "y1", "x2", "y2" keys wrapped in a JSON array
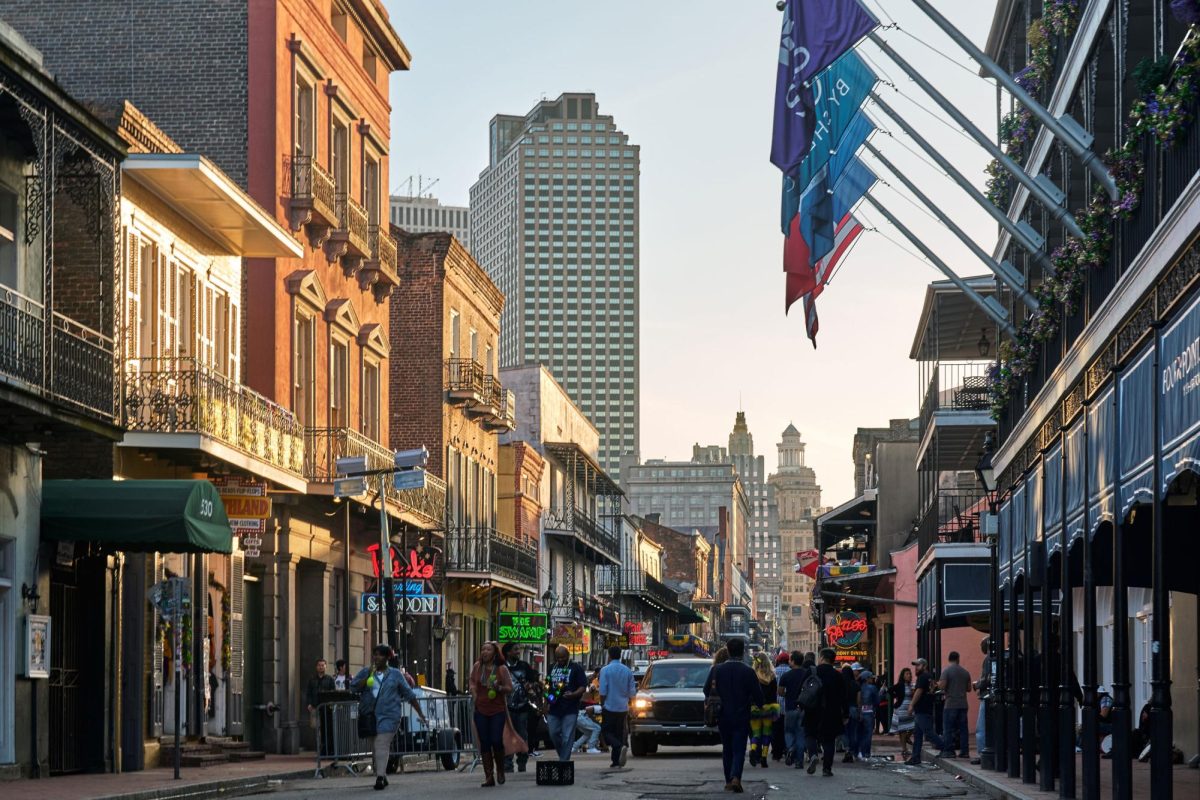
[
  {"x1": 586, "y1": 748, "x2": 602, "y2": 755},
  {"x1": 969, "y1": 758, "x2": 981, "y2": 765},
  {"x1": 904, "y1": 758, "x2": 921, "y2": 766},
  {"x1": 807, "y1": 753, "x2": 819, "y2": 774},
  {"x1": 619, "y1": 748, "x2": 628, "y2": 767}
]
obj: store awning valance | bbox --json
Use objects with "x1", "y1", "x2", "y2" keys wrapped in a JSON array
[
  {"x1": 675, "y1": 604, "x2": 707, "y2": 625},
  {"x1": 41, "y1": 480, "x2": 233, "y2": 554}
]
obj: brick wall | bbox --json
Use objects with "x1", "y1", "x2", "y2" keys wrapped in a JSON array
[
  {"x1": 0, "y1": 0, "x2": 251, "y2": 187},
  {"x1": 639, "y1": 516, "x2": 704, "y2": 594}
]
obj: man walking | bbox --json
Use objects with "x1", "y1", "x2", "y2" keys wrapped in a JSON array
[
  {"x1": 905, "y1": 657, "x2": 946, "y2": 765},
  {"x1": 705, "y1": 638, "x2": 764, "y2": 793},
  {"x1": 972, "y1": 638, "x2": 991, "y2": 764},
  {"x1": 501, "y1": 643, "x2": 539, "y2": 772},
  {"x1": 599, "y1": 646, "x2": 638, "y2": 768},
  {"x1": 546, "y1": 645, "x2": 589, "y2": 762},
  {"x1": 801, "y1": 648, "x2": 847, "y2": 777},
  {"x1": 776, "y1": 650, "x2": 809, "y2": 767},
  {"x1": 939, "y1": 651, "x2": 972, "y2": 759},
  {"x1": 305, "y1": 658, "x2": 335, "y2": 754}
]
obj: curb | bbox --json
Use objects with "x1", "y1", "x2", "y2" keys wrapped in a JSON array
[
  {"x1": 91, "y1": 769, "x2": 313, "y2": 800},
  {"x1": 933, "y1": 757, "x2": 1036, "y2": 800}
]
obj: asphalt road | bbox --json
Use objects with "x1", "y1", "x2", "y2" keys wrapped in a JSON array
[{"x1": 247, "y1": 742, "x2": 990, "y2": 800}]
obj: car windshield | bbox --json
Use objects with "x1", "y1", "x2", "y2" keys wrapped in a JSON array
[{"x1": 644, "y1": 663, "x2": 710, "y2": 689}]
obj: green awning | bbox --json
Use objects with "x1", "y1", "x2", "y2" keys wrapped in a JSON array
[
  {"x1": 42, "y1": 480, "x2": 233, "y2": 554},
  {"x1": 675, "y1": 604, "x2": 707, "y2": 625}
]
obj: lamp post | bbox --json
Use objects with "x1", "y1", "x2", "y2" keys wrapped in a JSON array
[
  {"x1": 975, "y1": 431, "x2": 1000, "y2": 771},
  {"x1": 542, "y1": 588, "x2": 557, "y2": 670}
]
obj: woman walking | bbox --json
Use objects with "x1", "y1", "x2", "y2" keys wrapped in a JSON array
[
  {"x1": 890, "y1": 667, "x2": 916, "y2": 759},
  {"x1": 352, "y1": 644, "x2": 428, "y2": 791},
  {"x1": 470, "y1": 641, "x2": 514, "y2": 786},
  {"x1": 749, "y1": 653, "x2": 780, "y2": 768}
]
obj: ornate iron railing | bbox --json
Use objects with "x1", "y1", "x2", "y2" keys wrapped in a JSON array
[
  {"x1": 444, "y1": 526, "x2": 537, "y2": 589},
  {"x1": 125, "y1": 358, "x2": 305, "y2": 477},
  {"x1": 371, "y1": 225, "x2": 398, "y2": 279},
  {"x1": 597, "y1": 568, "x2": 678, "y2": 609},
  {"x1": 571, "y1": 592, "x2": 620, "y2": 630},
  {"x1": 0, "y1": 286, "x2": 44, "y2": 388},
  {"x1": 917, "y1": 487, "x2": 986, "y2": 554},
  {"x1": 446, "y1": 358, "x2": 486, "y2": 395},
  {"x1": 393, "y1": 470, "x2": 447, "y2": 528},
  {"x1": 304, "y1": 425, "x2": 393, "y2": 482},
  {"x1": 544, "y1": 504, "x2": 620, "y2": 561},
  {"x1": 335, "y1": 193, "x2": 371, "y2": 255},
  {"x1": 285, "y1": 154, "x2": 337, "y2": 226},
  {"x1": 51, "y1": 313, "x2": 115, "y2": 418},
  {"x1": 918, "y1": 361, "x2": 992, "y2": 439}
]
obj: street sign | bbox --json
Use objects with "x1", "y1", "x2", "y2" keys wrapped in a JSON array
[
  {"x1": 333, "y1": 476, "x2": 367, "y2": 497},
  {"x1": 393, "y1": 468, "x2": 426, "y2": 491},
  {"x1": 335, "y1": 455, "x2": 368, "y2": 476},
  {"x1": 394, "y1": 447, "x2": 429, "y2": 469},
  {"x1": 360, "y1": 592, "x2": 444, "y2": 616}
]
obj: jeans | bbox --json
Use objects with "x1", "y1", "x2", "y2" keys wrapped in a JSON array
[
  {"x1": 504, "y1": 709, "x2": 531, "y2": 770},
  {"x1": 975, "y1": 702, "x2": 986, "y2": 755},
  {"x1": 943, "y1": 707, "x2": 969, "y2": 756},
  {"x1": 547, "y1": 713, "x2": 578, "y2": 761},
  {"x1": 806, "y1": 735, "x2": 835, "y2": 773},
  {"x1": 784, "y1": 709, "x2": 806, "y2": 762},
  {"x1": 857, "y1": 712, "x2": 875, "y2": 757},
  {"x1": 574, "y1": 712, "x2": 600, "y2": 749},
  {"x1": 911, "y1": 712, "x2": 944, "y2": 763},
  {"x1": 602, "y1": 711, "x2": 627, "y2": 765},
  {"x1": 844, "y1": 707, "x2": 860, "y2": 754},
  {"x1": 474, "y1": 710, "x2": 506, "y2": 752},
  {"x1": 719, "y1": 723, "x2": 750, "y2": 782}
]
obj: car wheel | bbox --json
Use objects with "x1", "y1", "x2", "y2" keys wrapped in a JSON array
[{"x1": 630, "y1": 734, "x2": 651, "y2": 757}]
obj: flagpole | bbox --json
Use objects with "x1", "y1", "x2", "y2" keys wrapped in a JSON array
[
  {"x1": 861, "y1": 192, "x2": 1017, "y2": 337},
  {"x1": 869, "y1": 92, "x2": 1057, "y2": 276},
  {"x1": 868, "y1": 32, "x2": 1084, "y2": 239},
  {"x1": 863, "y1": 140, "x2": 1039, "y2": 311},
  {"x1": 907, "y1": 0, "x2": 1119, "y2": 201}
]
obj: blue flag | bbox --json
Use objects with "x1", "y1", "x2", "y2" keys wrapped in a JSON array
[
  {"x1": 800, "y1": 156, "x2": 876, "y2": 260},
  {"x1": 782, "y1": 109, "x2": 873, "y2": 233},
  {"x1": 771, "y1": 0, "x2": 877, "y2": 175}
]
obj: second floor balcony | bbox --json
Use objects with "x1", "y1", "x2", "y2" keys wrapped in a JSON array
[
  {"x1": 327, "y1": 192, "x2": 371, "y2": 269},
  {"x1": 123, "y1": 357, "x2": 305, "y2": 489},
  {"x1": 284, "y1": 154, "x2": 337, "y2": 247},
  {"x1": 446, "y1": 360, "x2": 514, "y2": 432},
  {"x1": 566, "y1": 591, "x2": 621, "y2": 633},
  {"x1": 916, "y1": 485, "x2": 987, "y2": 555},
  {"x1": 544, "y1": 503, "x2": 621, "y2": 565},
  {"x1": 444, "y1": 526, "x2": 537, "y2": 596},
  {"x1": 597, "y1": 567, "x2": 679, "y2": 611},
  {"x1": 359, "y1": 224, "x2": 399, "y2": 303}
]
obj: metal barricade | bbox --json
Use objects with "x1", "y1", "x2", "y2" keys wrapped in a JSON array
[{"x1": 315, "y1": 689, "x2": 477, "y2": 778}]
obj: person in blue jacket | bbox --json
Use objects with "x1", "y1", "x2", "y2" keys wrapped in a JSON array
[{"x1": 352, "y1": 644, "x2": 428, "y2": 791}]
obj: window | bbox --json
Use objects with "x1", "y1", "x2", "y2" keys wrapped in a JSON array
[
  {"x1": 295, "y1": 76, "x2": 315, "y2": 157},
  {"x1": 294, "y1": 313, "x2": 316, "y2": 426},
  {"x1": 362, "y1": 359, "x2": 381, "y2": 440},
  {"x1": 469, "y1": 328, "x2": 478, "y2": 362},
  {"x1": 330, "y1": 338, "x2": 350, "y2": 427},
  {"x1": 332, "y1": 120, "x2": 349, "y2": 193},
  {"x1": 449, "y1": 309, "x2": 460, "y2": 358},
  {"x1": 0, "y1": 186, "x2": 18, "y2": 294},
  {"x1": 485, "y1": 343, "x2": 494, "y2": 376},
  {"x1": 331, "y1": 6, "x2": 348, "y2": 41},
  {"x1": 363, "y1": 156, "x2": 380, "y2": 223}
]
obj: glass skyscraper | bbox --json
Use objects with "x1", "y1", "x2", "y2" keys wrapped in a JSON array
[{"x1": 470, "y1": 93, "x2": 639, "y2": 471}]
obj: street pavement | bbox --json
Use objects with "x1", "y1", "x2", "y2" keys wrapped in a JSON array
[{"x1": 251, "y1": 741, "x2": 989, "y2": 800}]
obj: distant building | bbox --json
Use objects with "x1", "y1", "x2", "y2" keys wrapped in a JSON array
[
  {"x1": 768, "y1": 425, "x2": 824, "y2": 653},
  {"x1": 724, "y1": 412, "x2": 780, "y2": 633},
  {"x1": 389, "y1": 195, "x2": 471, "y2": 251},
  {"x1": 470, "y1": 92, "x2": 639, "y2": 472}
]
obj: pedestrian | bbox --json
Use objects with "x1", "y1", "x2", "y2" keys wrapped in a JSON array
[
  {"x1": 500, "y1": 642, "x2": 538, "y2": 773},
  {"x1": 841, "y1": 664, "x2": 860, "y2": 763},
  {"x1": 890, "y1": 667, "x2": 915, "y2": 758},
  {"x1": 801, "y1": 647, "x2": 847, "y2": 777},
  {"x1": 545, "y1": 645, "x2": 589, "y2": 762},
  {"x1": 352, "y1": 644, "x2": 428, "y2": 791},
  {"x1": 704, "y1": 637, "x2": 763, "y2": 793},
  {"x1": 776, "y1": 650, "x2": 809, "y2": 767},
  {"x1": 939, "y1": 650, "x2": 973, "y2": 759},
  {"x1": 332, "y1": 659, "x2": 350, "y2": 691},
  {"x1": 771, "y1": 652, "x2": 790, "y2": 761},
  {"x1": 972, "y1": 637, "x2": 990, "y2": 764},
  {"x1": 574, "y1": 703, "x2": 602, "y2": 753},
  {"x1": 445, "y1": 667, "x2": 459, "y2": 696},
  {"x1": 748, "y1": 652, "x2": 779, "y2": 768},
  {"x1": 469, "y1": 641, "x2": 514, "y2": 787},
  {"x1": 905, "y1": 657, "x2": 946, "y2": 765},
  {"x1": 305, "y1": 658, "x2": 335, "y2": 755},
  {"x1": 713, "y1": 646, "x2": 730, "y2": 666},
  {"x1": 599, "y1": 645, "x2": 637, "y2": 768},
  {"x1": 856, "y1": 671, "x2": 880, "y2": 760}
]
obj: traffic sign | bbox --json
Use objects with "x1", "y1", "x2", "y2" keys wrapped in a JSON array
[
  {"x1": 333, "y1": 476, "x2": 367, "y2": 497},
  {"x1": 393, "y1": 468, "x2": 426, "y2": 491}
]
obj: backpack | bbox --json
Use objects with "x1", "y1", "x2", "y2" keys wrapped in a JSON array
[{"x1": 798, "y1": 670, "x2": 824, "y2": 712}]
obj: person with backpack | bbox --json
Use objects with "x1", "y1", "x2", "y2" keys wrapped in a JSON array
[
  {"x1": 704, "y1": 638, "x2": 764, "y2": 793},
  {"x1": 801, "y1": 648, "x2": 848, "y2": 777},
  {"x1": 776, "y1": 650, "x2": 810, "y2": 767},
  {"x1": 501, "y1": 642, "x2": 539, "y2": 773}
]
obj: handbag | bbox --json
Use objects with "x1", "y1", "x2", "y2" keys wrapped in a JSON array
[
  {"x1": 703, "y1": 664, "x2": 722, "y2": 727},
  {"x1": 357, "y1": 709, "x2": 378, "y2": 738},
  {"x1": 503, "y1": 711, "x2": 528, "y2": 755}
]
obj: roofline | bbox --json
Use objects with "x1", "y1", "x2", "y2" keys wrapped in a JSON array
[
  {"x1": 817, "y1": 489, "x2": 877, "y2": 526},
  {"x1": 350, "y1": 0, "x2": 411, "y2": 70},
  {"x1": 907, "y1": 275, "x2": 998, "y2": 360}
]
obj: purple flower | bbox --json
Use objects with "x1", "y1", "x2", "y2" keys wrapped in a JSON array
[{"x1": 1170, "y1": 0, "x2": 1200, "y2": 26}]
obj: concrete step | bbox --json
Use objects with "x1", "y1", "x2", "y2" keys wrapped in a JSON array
[
  {"x1": 227, "y1": 750, "x2": 268, "y2": 762},
  {"x1": 178, "y1": 753, "x2": 232, "y2": 768}
]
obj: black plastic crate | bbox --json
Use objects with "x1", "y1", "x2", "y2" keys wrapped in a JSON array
[{"x1": 536, "y1": 760, "x2": 575, "y2": 785}]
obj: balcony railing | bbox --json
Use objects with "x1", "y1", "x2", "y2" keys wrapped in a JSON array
[
  {"x1": 359, "y1": 224, "x2": 399, "y2": 301},
  {"x1": 125, "y1": 357, "x2": 305, "y2": 477},
  {"x1": 568, "y1": 592, "x2": 621, "y2": 631},
  {"x1": 544, "y1": 504, "x2": 621, "y2": 561},
  {"x1": 334, "y1": 193, "x2": 371, "y2": 257},
  {"x1": 284, "y1": 155, "x2": 337, "y2": 233},
  {"x1": 394, "y1": 470, "x2": 447, "y2": 529},
  {"x1": 444, "y1": 526, "x2": 537, "y2": 590},
  {"x1": 447, "y1": 358, "x2": 486, "y2": 400},
  {"x1": 918, "y1": 361, "x2": 992, "y2": 440},
  {"x1": 1, "y1": 287, "x2": 118, "y2": 423},
  {"x1": 598, "y1": 567, "x2": 679, "y2": 609},
  {"x1": 917, "y1": 487, "x2": 986, "y2": 554}
]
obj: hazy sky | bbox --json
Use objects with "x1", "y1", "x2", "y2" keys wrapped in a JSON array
[{"x1": 383, "y1": 0, "x2": 1000, "y2": 505}]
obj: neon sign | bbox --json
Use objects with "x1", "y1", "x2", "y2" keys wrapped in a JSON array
[
  {"x1": 825, "y1": 609, "x2": 869, "y2": 662},
  {"x1": 366, "y1": 544, "x2": 436, "y2": 580}
]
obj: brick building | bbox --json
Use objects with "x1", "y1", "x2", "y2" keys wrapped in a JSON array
[{"x1": 637, "y1": 515, "x2": 716, "y2": 643}]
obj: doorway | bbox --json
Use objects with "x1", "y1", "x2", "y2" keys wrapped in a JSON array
[{"x1": 244, "y1": 577, "x2": 263, "y2": 751}]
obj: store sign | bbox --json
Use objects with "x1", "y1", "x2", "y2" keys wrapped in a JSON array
[
  {"x1": 361, "y1": 591, "x2": 444, "y2": 616},
  {"x1": 367, "y1": 544, "x2": 438, "y2": 581},
  {"x1": 1160, "y1": 292, "x2": 1200, "y2": 447},
  {"x1": 825, "y1": 609, "x2": 869, "y2": 663},
  {"x1": 623, "y1": 620, "x2": 649, "y2": 646},
  {"x1": 24, "y1": 615, "x2": 50, "y2": 679},
  {"x1": 550, "y1": 621, "x2": 590, "y2": 654},
  {"x1": 647, "y1": 649, "x2": 670, "y2": 661},
  {"x1": 213, "y1": 477, "x2": 270, "y2": 556},
  {"x1": 498, "y1": 612, "x2": 549, "y2": 644}
]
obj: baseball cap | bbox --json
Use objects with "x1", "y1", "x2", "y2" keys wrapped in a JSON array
[
  {"x1": 912, "y1": 657, "x2": 928, "y2": 667},
  {"x1": 851, "y1": 662, "x2": 864, "y2": 671}
]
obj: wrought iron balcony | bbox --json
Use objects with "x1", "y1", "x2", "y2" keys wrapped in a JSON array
[
  {"x1": 327, "y1": 192, "x2": 371, "y2": 267},
  {"x1": 284, "y1": 155, "x2": 337, "y2": 246},
  {"x1": 481, "y1": 381, "x2": 516, "y2": 432},
  {"x1": 598, "y1": 567, "x2": 679, "y2": 610},
  {"x1": 444, "y1": 526, "x2": 538, "y2": 593},
  {"x1": 125, "y1": 357, "x2": 305, "y2": 478},
  {"x1": 1, "y1": 287, "x2": 118, "y2": 423},
  {"x1": 395, "y1": 470, "x2": 447, "y2": 529},
  {"x1": 544, "y1": 504, "x2": 621, "y2": 564},
  {"x1": 568, "y1": 592, "x2": 621, "y2": 632},
  {"x1": 447, "y1": 358, "x2": 487, "y2": 405},
  {"x1": 917, "y1": 487, "x2": 986, "y2": 554},
  {"x1": 358, "y1": 225, "x2": 399, "y2": 302}
]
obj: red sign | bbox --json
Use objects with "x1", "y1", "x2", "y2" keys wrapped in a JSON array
[
  {"x1": 367, "y1": 544, "x2": 436, "y2": 580},
  {"x1": 825, "y1": 609, "x2": 869, "y2": 663},
  {"x1": 623, "y1": 621, "x2": 648, "y2": 646}
]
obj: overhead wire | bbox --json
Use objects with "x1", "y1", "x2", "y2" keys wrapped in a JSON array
[{"x1": 892, "y1": 25, "x2": 988, "y2": 81}]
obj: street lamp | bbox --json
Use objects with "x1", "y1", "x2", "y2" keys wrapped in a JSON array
[
  {"x1": 975, "y1": 430, "x2": 1000, "y2": 771},
  {"x1": 978, "y1": 328, "x2": 992, "y2": 359}
]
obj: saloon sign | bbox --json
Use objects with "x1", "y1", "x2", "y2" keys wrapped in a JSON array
[
  {"x1": 825, "y1": 609, "x2": 869, "y2": 663},
  {"x1": 362, "y1": 544, "x2": 443, "y2": 616}
]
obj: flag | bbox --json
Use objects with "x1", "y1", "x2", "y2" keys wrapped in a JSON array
[
  {"x1": 771, "y1": 0, "x2": 878, "y2": 175},
  {"x1": 794, "y1": 549, "x2": 821, "y2": 579},
  {"x1": 799, "y1": 146, "x2": 875, "y2": 261},
  {"x1": 787, "y1": 213, "x2": 866, "y2": 348},
  {"x1": 783, "y1": 110, "x2": 873, "y2": 235}
]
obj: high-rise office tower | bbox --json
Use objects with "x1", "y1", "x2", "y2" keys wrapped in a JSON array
[
  {"x1": 725, "y1": 412, "x2": 781, "y2": 632},
  {"x1": 470, "y1": 92, "x2": 639, "y2": 471},
  {"x1": 769, "y1": 424, "x2": 824, "y2": 652},
  {"x1": 390, "y1": 194, "x2": 471, "y2": 252}
]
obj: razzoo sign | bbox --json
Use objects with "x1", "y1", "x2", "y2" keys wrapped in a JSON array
[{"x1": 825, "y1": 609, "x2": 869, "y2": 663}]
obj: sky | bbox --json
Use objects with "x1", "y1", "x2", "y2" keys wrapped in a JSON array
[{"x1": 382, "y1": 0, "x2": 1001, "y2": 505}]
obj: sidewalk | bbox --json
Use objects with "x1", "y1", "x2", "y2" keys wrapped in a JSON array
[
  {"x1": 935, "y1": 752, "x2": 1200, "y2": 800},
  {"x1": 0, "y1": 754, "x2": 313, "y2": 800}
]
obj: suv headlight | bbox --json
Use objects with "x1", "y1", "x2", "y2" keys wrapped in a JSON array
[{"x1": 632, "y1": 696, "x2": 652, "y2": 715}]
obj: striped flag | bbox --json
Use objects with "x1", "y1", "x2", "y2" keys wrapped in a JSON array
[{"x1": 787, "y1": 213, "x2": 865, "y2": 347}]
